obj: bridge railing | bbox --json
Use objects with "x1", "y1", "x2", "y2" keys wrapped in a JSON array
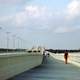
[
  {"x1": 50, "y1": 52, "x2": 80, "y2": 67},
  {"x1": 0, "y1": 52, "x2": 43, "y2": 80},
  {"x1": 69, "y1": 53, "x2": 80, "y2": 66}
]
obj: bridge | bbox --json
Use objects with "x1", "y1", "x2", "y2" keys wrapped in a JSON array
[{"x1": 0, "y1": 51, "x2": 80, "y2": 80}]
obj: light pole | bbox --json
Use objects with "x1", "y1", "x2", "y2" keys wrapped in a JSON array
[
  {"x1": 22, "y1": 39, "x2": 26, "y2": 49},
  {"x1": 12, "y1": 35, "x2": 16, "y2": 49},
  {"x1": 18, "y1": 37, "x2": 22, "y2": 49},
  {"x1": 6, "y1": 32, "x2": 10, "y2": 52},
  {"x1": 0, "y1": 27, "x2": 2, "y2": 48},
  {"x1": 20, "y1": 38, "x2": 22, "y2": 49},
  {"x1": 17, "y1": 37, "x2": 20, "y2": 49}
]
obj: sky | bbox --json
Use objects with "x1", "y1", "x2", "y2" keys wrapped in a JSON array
[{"x1": 0, "y1": 0, "x2": 80, "y2": 49}]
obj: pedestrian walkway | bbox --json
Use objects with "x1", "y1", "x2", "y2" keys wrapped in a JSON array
[{"x1": 8, "y1": 56, "x2": 80, "y2": 80}]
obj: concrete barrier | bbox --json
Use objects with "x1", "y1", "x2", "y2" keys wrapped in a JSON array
[
  {"x1": 68, "y1": 53, "x2": 80, "y2": 67},
  {"x1": 0, "y1": 52, "x2": 43, "y2": 80},
  {"x1": 50, "y1": 52, "x2": 80, "y2": 67}
]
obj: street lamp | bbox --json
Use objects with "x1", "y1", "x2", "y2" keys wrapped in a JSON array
[
  {"x1": 0, "y1": 27, "x2": 2, "y2": 48},
  {"x1": 12, "y1": 35, "x2": 16, "y2": 49},
  {"x1": 20, "y1": 38, "x2": 22, "y2": 49},
  {"x1": 17, "y1": 37, "x2": 22, "y2": 49},
  {"x1": 22, "y1": 39, "x2": 26, "y2": 49},
  {"x1": 16, "y1": 37, "x2": 20, "y2": 49},
  {"x1": 6, "y1": 32, "x2": 10, "y2": 52}
]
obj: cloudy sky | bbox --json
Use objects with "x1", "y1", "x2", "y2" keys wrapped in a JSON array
[{"x1": 0, "y1": 0, "x2": 80, "y2": 49}]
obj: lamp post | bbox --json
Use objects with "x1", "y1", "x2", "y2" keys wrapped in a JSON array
[
  {"x1": 0, "y1": 27, "x2": 2, "y2": 48},
  {"x1": 20, "y1": 38, "x2": 22, "y2": 49},
  {"x1": 18, "y1": 37, "x2": 22, "y2": 49},
  {"x1": 6, "y1": 32, "x2": 10, "y2": 52},
  {"x1": 17, "y1": 37, "x2": 20, "y2": 49},
  {"x1": 12, "y1": 35, "x2": 16, "y2": 49},
  {"x1": 22, "y1": 39, "x2": 26, "y2": 49}
]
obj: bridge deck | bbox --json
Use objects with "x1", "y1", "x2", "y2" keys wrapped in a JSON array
[{"x1": 8, "y1": 56, "x2": 80, "y2": 80}]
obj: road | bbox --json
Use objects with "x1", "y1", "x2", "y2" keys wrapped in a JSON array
[{"x1": 8, "y1": 56, "x2": 80, "y2": 80}]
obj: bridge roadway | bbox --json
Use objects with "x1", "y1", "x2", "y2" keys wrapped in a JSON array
[{"x1": 8, "y1": 55, "x2": 80, "y2": 80}]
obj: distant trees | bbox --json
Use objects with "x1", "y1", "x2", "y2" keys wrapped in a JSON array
[
  {"x1": 0, "y1": 48, "x2": 26, "y2": 53},
  {"x1": 0, "y1": 48, "x2": 80, "y2": 53},
  {"x1": 46, "y1": 49, "x2": 80, "y2": 53}
]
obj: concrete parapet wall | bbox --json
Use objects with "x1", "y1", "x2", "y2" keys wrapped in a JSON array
[
  {"x1": 68, "y1": 53, "x2": 80, "y2": 67},
  {"x1": 0, "y1": 52, "x2": 43, "y2": 80},
  {"x1": 50, "y1": 52, "x2": 80, "y2": 67}
]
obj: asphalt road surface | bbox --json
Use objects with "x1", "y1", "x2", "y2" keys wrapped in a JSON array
[{"x1": 8, "y1": 56, "x2": 80, "y2": 80}]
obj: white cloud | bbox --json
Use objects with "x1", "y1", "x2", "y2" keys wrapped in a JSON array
[
  {"x1": 15, "y1": 5, "x2": 53, "y2": 28},
  {"x1": 54, "y1": 27, "x2": 70, "y2": 33},
  {"x1": 25, "y1": 5, "x2": 51, "y2": 17},
  {"x1": 0, "y1": 5, "x2": 52, "y2": 29},
  {"x1": 67, "y1": 0, "x2": 80, "y2": 19},
  {"x1": 0, "y1": 16, "x2": 13, "y2": 22},
  {"x1": 15, "y1": 12, "x2": 27, "y2": 26},
  {"x1": 1, "y1": 3, "x2": 80, "y2": 33},
  {"x1": 54, "y1": 26, "x2": 80, "y2": 33},
  {"x1": 25, "y1": 5, "x2": 41, "y2": 17}
]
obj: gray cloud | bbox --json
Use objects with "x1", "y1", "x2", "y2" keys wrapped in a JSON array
[{"x1": 0, "y1": 2, "x2": 80, "y2": 33}]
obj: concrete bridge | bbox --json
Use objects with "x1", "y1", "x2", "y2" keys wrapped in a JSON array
[{"x1": 0, "y1": 52, "x2": 80, "y2": 80}]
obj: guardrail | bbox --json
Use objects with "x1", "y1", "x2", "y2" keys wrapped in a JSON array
[
  {"x1": 0, "y1": 52, "x2": 43, "y2": 80},
  {"x1": 50, "y1": 52, "x2": 80, "y2": 67}
]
